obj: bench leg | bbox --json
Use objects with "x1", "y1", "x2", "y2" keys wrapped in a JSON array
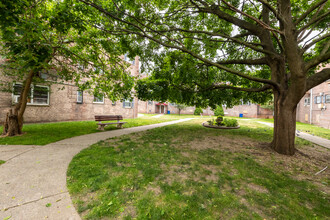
[
  {"x1": 117, "y1": 123, "x2": 123, "y2": 129},
  {"x1": 98, "y1": 124, "x2": 105, "y2": 131}
]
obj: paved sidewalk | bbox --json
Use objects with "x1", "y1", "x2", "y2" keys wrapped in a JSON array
[
  {"x1": 0, "y1": 118, "x2": 193, "y2": 220},
  {"x1": 257, "y1": 121, "x2": 330, "y2": 149}
]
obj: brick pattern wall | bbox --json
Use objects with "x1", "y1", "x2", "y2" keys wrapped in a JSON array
[
  {"x1": 0, "y1": 83, "x2": 137, "y2": 123},
  {"x1": 296, "y1": 80, "x2": 330, "y2": 129}
]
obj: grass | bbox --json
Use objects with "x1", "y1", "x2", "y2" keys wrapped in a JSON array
[
  {"x1": 67, "y1": 119, "x2": 329, "y2": 220},
  {"x1": 0, "y1": 160, "x2": 5, "y2": 165},
  {"x1": 0, "y1": 117, "x2": 176, "y2": 145},
  {"x1": 256, "y1": 118, "x2": 330, "y2": 140}
]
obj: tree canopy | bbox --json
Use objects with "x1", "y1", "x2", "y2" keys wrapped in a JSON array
[{"x1": 69, "y1": 0, "x2": 329, "y2": 155}]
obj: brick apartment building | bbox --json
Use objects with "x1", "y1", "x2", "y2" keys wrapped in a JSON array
[
  {"x1": 0, "y1": 56, "x2": 139, "y2": 123},
  {"x1": 296, "y1": 79, "x2": 330, "y2": 129}
]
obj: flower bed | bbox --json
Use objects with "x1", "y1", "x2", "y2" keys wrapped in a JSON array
[{"x1": 202, "y1": 122, "x2": 240, "y2": 129}]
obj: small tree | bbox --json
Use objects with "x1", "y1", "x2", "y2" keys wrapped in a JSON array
[
  {"x1": 176, "y1": 103, "x2": 187, "y2": 116},
  {"x1": 214, "y1": 105, "x2": 224, "y2": 117},
  {"x1": 194, "y1": 107, "x2": 203, "y2": 115}
]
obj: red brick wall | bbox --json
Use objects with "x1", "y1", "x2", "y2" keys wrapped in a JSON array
[{"x1": 296, "y1": 80, "x2": 330, "y2": 129}]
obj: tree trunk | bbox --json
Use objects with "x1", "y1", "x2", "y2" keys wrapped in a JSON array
[
  {"x1": 271, "y1": 94, "x2": 297, "y2": 155},
  {"x1": 2, "y1": 70, "x2": 34, "y2": 137}
]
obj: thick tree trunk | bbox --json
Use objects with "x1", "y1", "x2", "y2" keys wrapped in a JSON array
[
  {"x1": 2, "y1": 70, "x2": 34, "y2": 137},
  {"x1": 271, "y1": 94, "x2": 297, "y2": 155}
]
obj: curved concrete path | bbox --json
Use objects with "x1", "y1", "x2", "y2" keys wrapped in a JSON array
[
  {"x1": 257, "y1": 121, "x2": 330, "y2": 149},
  {"x1": 0, "y1": 118, "x2": 193, "y2": 220}
]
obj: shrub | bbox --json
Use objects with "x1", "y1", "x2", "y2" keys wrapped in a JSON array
[
  {"x1": 214, "y1": 105, "x2": 224, "y2": 117},
  {"x1": 194, "y1": 107, "x2": 203, "y2": 115},
  {"x1": 216, "y1": 116, "x2": 224, "y2": 126},
  {"x1": 223, "y1": 118, "x2": 238, "y2": 127}
]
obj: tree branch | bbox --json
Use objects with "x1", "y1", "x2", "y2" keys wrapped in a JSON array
[
  {"x1": 302, "y1": 33, "x2": 330, "y2": 53},
  {"x1": 306, "y1": 67, "x2": 330, "y2": 91},
  {"x1": 298, "y1": 10, "x2": 330, "y2": 34},
  {"x1": 200, "y1": 84, "x2": 272, "y2": 92},
  {"x1": 294, "y1": 0, "x2": 328, "y2": 25},
  {"x1": 305, "y1": 50, "x2": 330, "y2": 71},
  {"x1": 217, "y1": 57, "x2": 268, "y2": 65},
  {"x1": 220, "y1": 0, "x2": 283, "y2": 35},
  {"x1": 255, "y1": 0, "x2": 284, "y2": 24},
  {"x1": 198, "y1": 2, "x2": 262, "y2": 36}
]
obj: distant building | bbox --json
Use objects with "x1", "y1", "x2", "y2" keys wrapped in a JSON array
[{"x1": 296, "y1": 80, "x2": 330, "y2": 129}]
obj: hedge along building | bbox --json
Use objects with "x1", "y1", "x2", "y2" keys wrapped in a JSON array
[{"x1": 0, "y1": 56, "x2": 140, "y2": 124}]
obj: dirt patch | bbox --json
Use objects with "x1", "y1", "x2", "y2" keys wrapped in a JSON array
[
  {"x1": 247, "y1": 183, "x2": 269, "y2": 193},
  {"x1": 174, "y1": 134, "x2": 330, "y2": 194},
  {"x1": 146, "y1": 184, "x2": 162, "y2": 195}
]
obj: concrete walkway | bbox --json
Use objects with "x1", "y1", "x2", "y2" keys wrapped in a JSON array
[
  {"x1": 257, "y1": 121, "x2": 330, "y2": 149},
  {"x1": 0, "y1": 118, "x2": 193, "y2": 220}
]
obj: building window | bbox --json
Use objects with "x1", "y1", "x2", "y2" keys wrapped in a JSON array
[
  {"x1": 77, "y1": 91, "x2": 83, "y2": 104},
  {"x1": 304, "y1": 97, "x2": 310, "y2": 106},
  {"x1": 148, "y1": 100, "x2": 153, "y2": 105},
  {"x1": 123, "y1": 99, "x2": 133, "y2": 108},
  {"x1": 325, "y1": 95, "x2": 330, "y2": 103},
  {"x1": 315, "y1": 96, "x2": 322, "y2": 104},
  {"x1": 93, "y1": 94, "x2": 104, "y2": 104},
  {"x1": 12, "y1": 83, "x2": 49, "y2": 105}
]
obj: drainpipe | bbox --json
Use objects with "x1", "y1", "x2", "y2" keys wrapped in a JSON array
[{"x1": 310, "y1": 89, "x2": 313, "y2": 124}]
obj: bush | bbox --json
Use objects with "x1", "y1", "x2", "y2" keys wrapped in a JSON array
[
  {"x1": 214, "y1": 105, "x2": 224, "y2": 117},
  {"x1": 223, "y1": 118, "x2": 238, "y2": 127},
  {"x1": 194, "y1": 107, "x2": 203, "y2": 115},
  {"x1": 216, "y1": 116, "x2": 224, "y2": 126}
]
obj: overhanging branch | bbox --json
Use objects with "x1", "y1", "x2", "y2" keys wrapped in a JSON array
[{"x1": 306, "y1": 67, "x2": 330, "y2": 91}]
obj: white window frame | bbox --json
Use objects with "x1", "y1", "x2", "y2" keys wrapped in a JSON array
[
  {"x1": 77, "y1": 91, "x2": 83, "y2": 104},
  {"x1": 12, "y1": 83, "x2": 49, "y2": 106},
  {"x1": 93, "y1": 94, "x2": 104, "y2": 104},
  {"x1": 315, "y1": 96, "x2": 322, "y2": 104},
  {"x1": 325, "y1": 95, "x2": 330, "y2": 103},
  {"x1": 123, "y1": 99, "x2": 133, "y2": 108},
  {"x1": 304, "y1": 97, "x2": 310, "y2": 106}
]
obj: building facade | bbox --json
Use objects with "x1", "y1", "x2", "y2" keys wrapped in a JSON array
[
  {"x1": 296, "y1": 80, "x2": 330, "y2": 129},
  {"x1": 0, "y1": 57, "x2": 140, "y2": 123}
]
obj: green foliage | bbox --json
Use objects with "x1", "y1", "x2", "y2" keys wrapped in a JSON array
[
  {"x1": 223, "y1": 118, "x2": 238, "y2": 127},
  {"x1": 0, "y1": 0, "x2": 135, "y2": 106},
  {"x1": 0, "y1": 160, "x2": 5, "y2": 165},
  {"x1": 214, "y1": 105, "x2": 224, "y2": 117},
  {"x1": 194, "y1": 107, "x2": 203, "y2": 115}
]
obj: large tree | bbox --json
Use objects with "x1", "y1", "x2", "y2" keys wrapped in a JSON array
[
  {"x1": 0, "y1": 0, "x2": 134, "y2": 136},
  {"x1": 73, "y1": 0, "x2": 330, "y2": 155}
]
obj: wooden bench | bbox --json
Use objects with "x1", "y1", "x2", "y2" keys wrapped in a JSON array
[{"x1": 95, "y1": 115, "x2": 126, "y2": 130}]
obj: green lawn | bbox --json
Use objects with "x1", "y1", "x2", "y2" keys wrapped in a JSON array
[
  {"x1": 67, "y1": 119, "x2": 329, "y2": 220},
  {"x1": 256, "y1": 118, "x2": 330, "y2": 140},
  {"x1": 0, "y1": 117, "x2": 176, "y2": 145}
]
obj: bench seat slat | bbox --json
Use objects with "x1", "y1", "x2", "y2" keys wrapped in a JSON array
[{"x1": 95, "y1": 115, "x2": 125, "y2": 130}]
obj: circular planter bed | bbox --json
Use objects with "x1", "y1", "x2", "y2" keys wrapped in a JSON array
[{"x1": 202, "y1": 122, "x2": 240, "y2": 129}]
